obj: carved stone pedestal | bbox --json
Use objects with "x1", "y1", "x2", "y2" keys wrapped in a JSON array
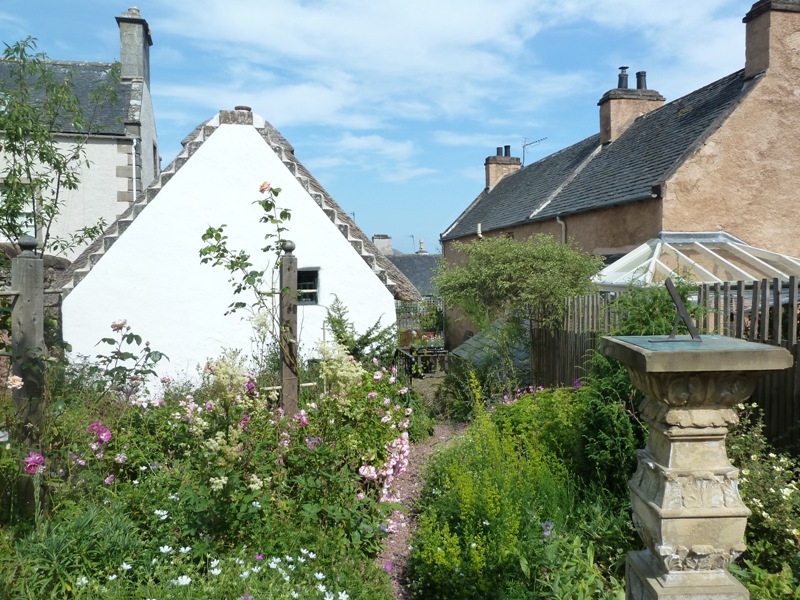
[{"x1": 601, "y1": 335, "x2": 793, "y2": 600}]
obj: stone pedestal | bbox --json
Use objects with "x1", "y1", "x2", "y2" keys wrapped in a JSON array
[{"x1": 601, "y1": 335, "x2": 793, "y2": 600}]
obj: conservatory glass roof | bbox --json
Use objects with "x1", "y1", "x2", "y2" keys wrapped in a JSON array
[{"x1": 594, "y1": 232, "x2": 800, "y2": 290}]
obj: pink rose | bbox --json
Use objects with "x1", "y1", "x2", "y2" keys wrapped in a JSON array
[{"x1": 111, "y1": 319, "x2": 127, "y2": 332}]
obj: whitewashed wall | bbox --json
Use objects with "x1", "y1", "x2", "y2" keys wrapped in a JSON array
[
  {"x1": 62, "y1": 120, "x2": 396, "y2": 379},
  {"x1": 53, "y1": 137, "x2": 129, "y2": 259}
]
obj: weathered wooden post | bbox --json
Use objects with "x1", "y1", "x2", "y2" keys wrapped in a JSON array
[
  {"x1": 601, "y1": 286, "x2": 793, "y2": 599},
  {"x1": 11, "y1": 235, "x2": 45, "y2": 517},
  {"x1": 11, "y1": 235, "x2": 45, "y2": 445},
  {"x1": 280, "y1": 240, "x2": 299, "y2": 416}
]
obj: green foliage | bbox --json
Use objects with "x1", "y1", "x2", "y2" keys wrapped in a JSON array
[
  {"x1": 432, "y1": 358, "x2": 482, "y2": 422},
  {"x1": 435, "y1": 234, "x2": 603, "y2": 332},
  {"x1": 325, "y1": 295, "x2": 396, "y2": 365},
  {"x1": 729, "y1": 560, "x2": 800, "y2": 599},
  {"x1": 408, "y1": 404, "x2": 629, "y2": 599},
  {"x1": 199, "y1": 182, "x2": 290, "y2": 316},
  {"x1": 609, "y1": 278, "x2": 705, "y2": 336},
  {"x1": 727, "y1": 403, "x2": 800, "y2": 580},
  {"x1": 88, "y1": 320, "x2": 168, "y2": 402},
  {"x1": 0, "y1": 38, "x2": 113, "y2": 255},
  {"x1": 0, "y1": 341, "x2": 423, "y2": 598},
  {"x1": 575, "y1": 352, "x2": 647, "y2": 497},
  {"x1": 492, "y1": 388, "x2": 585, "y2": 473}
]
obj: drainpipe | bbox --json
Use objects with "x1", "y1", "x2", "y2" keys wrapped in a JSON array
[
  {"x1": 556, "y1": 215, "x2": 566, "y2": 244},
  {"x1": 477, "y1": 222, "x2": 483, "y2": 239},
  {"x1": 131, "y1": 138, "x2": 139, "y2": 201}
]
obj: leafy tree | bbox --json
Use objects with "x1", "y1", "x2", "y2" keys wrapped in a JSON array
[
  {"x1": 436, "y1": 234, "x2": 604, "y2": 332},
  {"x1": 435, "y1": 234, "x2": 604, "y2": 385},
  {"x1": 0, "y1": 38, "x2": 113, "y2": 255}
]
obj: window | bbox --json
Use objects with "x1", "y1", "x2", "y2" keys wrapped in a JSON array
[{"x1": 298, "y1": 269, "x2": 319, "y2": 305}]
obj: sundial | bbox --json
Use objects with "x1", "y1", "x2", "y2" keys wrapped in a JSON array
[
  {"x1": 600, "y1": 280, "x2": 793, "y2": 598},
  {"x1": 603, "y1": 277, "x2": 792, "y2": 372},
  {"x1": 651, "y1": 277, "x2": 701, "y2": 342}
]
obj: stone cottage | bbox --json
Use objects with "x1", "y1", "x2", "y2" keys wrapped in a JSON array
[{"x1": 441, "y1": 0, "x2": 800, "y2": 346}]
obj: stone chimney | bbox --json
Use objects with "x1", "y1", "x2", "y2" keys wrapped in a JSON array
[
  {"x1": 598, "y1": 66, "x2": 665, "y2": 144},
  {"x1": 116, "y1": 7, "x2": 153, "y2": 87},
  {"x1": 743, "y1": 0, "x2": 800, "y2": 79},
  {"x1": 372, "y1": 234, "x2": 393, "y2": 255},
  {"x1": 415, "y1": 240, "x2": 429, "y2": 255},
  {"x1": 485, "y1": 145, "x2": 521, "y2": 191}
]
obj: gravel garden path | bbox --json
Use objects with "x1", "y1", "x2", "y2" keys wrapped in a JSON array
[{"x1": 376, "y1": 376, "x2": 467, "y2": 599}]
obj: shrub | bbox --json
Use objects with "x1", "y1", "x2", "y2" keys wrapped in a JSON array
[
  {"x1": 0, "y1": 327, "x2": 423, "y2": 598},
  {"x1": 408, "y1": 406, "x2": 631, "y2": 599},
  {"x1": 727, "y1": 403, "x2": 800, "y2": 581}
]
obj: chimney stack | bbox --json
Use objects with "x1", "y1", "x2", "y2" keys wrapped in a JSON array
[
  {"x1": 598, "y1": 67, "x2": 665, "y2": 144},
  {"x1": 116, "y1": 7, "x2": 152, "y2": 87},
  {"x1": 485, "y1": 145, "x2": 521, "y2": 191},
  {"x1": 743, "y1": 0, "x2": 800, "y2": 79},
  {"x1": 372, "y1": 234, "x2": 393, "y2": 255}
]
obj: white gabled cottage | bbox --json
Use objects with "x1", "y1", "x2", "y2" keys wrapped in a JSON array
[{"x1": 59, "y1": 107, "x2": 419, "y2": 377}]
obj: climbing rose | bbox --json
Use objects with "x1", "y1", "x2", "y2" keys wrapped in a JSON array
[
  {"x1": 6, "y1": 375, "x2": 23, "y2": 390},
  {"x1": 259, "y1": 181, "x2": 271, "y2": 194},
  {"x1": 111, "y1": 319, "x2": 127, "y2": 331}
]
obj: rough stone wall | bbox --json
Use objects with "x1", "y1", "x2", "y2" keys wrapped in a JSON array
[{"x1": 664, "y1": 9, "x2": 800, "y2": 258}]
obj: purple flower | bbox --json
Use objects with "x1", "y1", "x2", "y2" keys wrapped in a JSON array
[
  {"x1": 573, "y1": 379, "x2": 582, "y2": 389},
  {"x1": 23, "y1": 451, "x2": 45, "y2": 474},
  {"x1": 96, "y1": 427, "x2": 112, "y2": 444},
  {"x1": 104, "y1": 474, "x2": 116, "y2": 485},
  {"x1": 542, "y1": 521, "x2": 554, "y2": 540},
  {"x1": 384, "y1": 562, "x2": 392, "y2": 573},
  {"x1": 255, "y1": 553, "x2": 263, "y2": 561},
  {"x1": 305, "y1": 437, "x2": 322, "y2": 450},
  {"x1": 294, "y1": 410, "x2": 309, "y2": 427}
]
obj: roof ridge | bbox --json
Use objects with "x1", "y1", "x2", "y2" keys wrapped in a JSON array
[{"x1": 58, "y1": 111, "x2": 421, "y2": 302}]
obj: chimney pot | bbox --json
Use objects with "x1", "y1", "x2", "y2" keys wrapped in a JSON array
[
  {"x1": 636, "y1": 71, "x2": 647, "y2": 90},
  {"x1": 234, "y1": 105, "x2": 252, "y2": 112},
  {"x1": 504, "y1": 145, "x2": 511, "y2": 157},
  {"x1": 618, "y1": 66, "x2": 629, "y2": 89},
  {"x1": 496, "y1": 147, "x2": 503, "y2": 156}
]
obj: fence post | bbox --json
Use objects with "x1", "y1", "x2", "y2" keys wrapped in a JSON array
[
  {"x1": 11, "y1": 235, "x2": 45, "y2": 445},
  {"x1": 279, "y1": 240, "x2": 299, "y2": 416}
]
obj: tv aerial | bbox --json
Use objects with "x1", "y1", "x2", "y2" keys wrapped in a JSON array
[{"x1": 522, "y1": 136, "x2": 547, "y2": 166}]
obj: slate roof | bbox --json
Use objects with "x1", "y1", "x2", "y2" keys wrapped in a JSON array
[
  {"x1": 386, "y1": 253, "x2": 442, "y2": 297},
  {"x1": 442, "y1": 69, "x2": 756, "y2": 241},
  {"x1": 0, "y1": 60, "x2": 132, "y2": 136}
]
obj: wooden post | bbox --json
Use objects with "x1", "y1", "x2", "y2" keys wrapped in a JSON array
[
  {"x1": 11, "y1": 235, "x2": 45, "y2": 445},
  {"x1": 279, "y1": 240, "x2": 299, "y2": 416},
  {"x1": 11, "y1": 235, "x2": 45, "y2": 517}
]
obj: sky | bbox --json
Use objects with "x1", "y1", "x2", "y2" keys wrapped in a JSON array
[{"x1": 0, "y1": 1, "x2": 750, "y2": 255}]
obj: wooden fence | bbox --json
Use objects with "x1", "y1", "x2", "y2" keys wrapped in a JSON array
[{"x1": 531, "y1": 277, "x2": 800, "y2": 449}]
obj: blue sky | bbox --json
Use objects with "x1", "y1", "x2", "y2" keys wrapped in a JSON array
[{"x1": 1, "y1": 1, "x2": 749, "y2": 255}]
